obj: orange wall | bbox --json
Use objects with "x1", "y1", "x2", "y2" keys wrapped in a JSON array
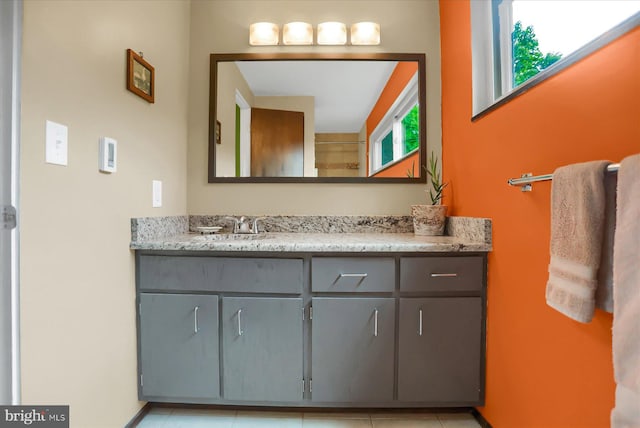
[
  {"x1": 372, "y1": 151, "x2": 419, "y2": 178},
  {"x1": 366, "y1": 62, "x2": 419, "y2": 175},
  {"x1": 440, "y1": 1, "x2": 640, "y2": 427}
]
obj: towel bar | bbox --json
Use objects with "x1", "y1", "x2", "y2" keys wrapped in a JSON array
[{"x1": 508, "y1": 163, "x2": 620, "y2": 192}]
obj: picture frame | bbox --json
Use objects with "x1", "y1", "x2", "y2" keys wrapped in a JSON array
[
  {"x1": 126, "y1": 49, "x2": 154, "y2": 103},
  {"x1": 216, "y1": 120, "x2": 222, "y2": 144}
]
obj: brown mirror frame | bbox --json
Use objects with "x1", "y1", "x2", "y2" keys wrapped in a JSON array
[{"x1": 208, "y1": 52, "x2": 427, "y2": 183}]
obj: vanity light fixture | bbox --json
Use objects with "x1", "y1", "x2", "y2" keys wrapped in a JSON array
[
  {"x1": 350, "y1": 22, "x2": 381, "y2": 45},
  {"x1": 283, "y1": 22, "x2": 313, "y2": 45},
  {"x1": 249, "y1": 22, "x2": 279, "y2": 46},
  {"x1": 249, "y1": 21, "x2": 380, "y2": 46},
  {"x1": 317, "y1": 22, "x2": 347, "y2": 45}
]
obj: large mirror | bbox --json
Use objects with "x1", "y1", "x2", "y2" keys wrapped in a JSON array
[{"x1": 208, "y1": 53, "x2": 426, "y2": 183}]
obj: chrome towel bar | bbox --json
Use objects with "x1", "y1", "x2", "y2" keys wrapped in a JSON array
[{"x1": 508, "y1": 163, "x2": 620, "y2": 192}]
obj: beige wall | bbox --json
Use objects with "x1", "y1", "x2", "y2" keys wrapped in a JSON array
[
  {"x1": 216, "y1": 61, "x2": 254, "y2": 177},
  {"x1": 18, "y1": 1, "x2": 439, "y2": 424},
  {"x1": 20, "y1": 1, "x2": 190, "y2": 426},
  {"x1": 188, "y1": 0, "x2": 441, "y2": 215},
  {"x1": 254, "y1": 96, "x2": 316, "y2": 177}
]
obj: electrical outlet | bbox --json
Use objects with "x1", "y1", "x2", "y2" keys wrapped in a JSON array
[{"x1": 152, "y1": 180, "x2": 162, "y2": 207}]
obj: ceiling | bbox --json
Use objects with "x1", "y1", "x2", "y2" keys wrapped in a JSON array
[{"x1": 235, "y1": 60, "x2": 398, "y2": 134}]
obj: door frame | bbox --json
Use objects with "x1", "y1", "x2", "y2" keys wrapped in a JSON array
[
  {"x1": 235, "y1": 90, "x2": 251, "y2": 177},
  {"x1": 0, "y1": 0, "x2": 22, "y2": 405}
]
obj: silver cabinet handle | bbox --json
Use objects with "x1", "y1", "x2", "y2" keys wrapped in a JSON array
[
  {"x1": 374, "y1": 308, "x2": 379, "y2": 337},
  {"x1": 430, "y1": 273, "x2": 458, "y2": 277},
  {"x1": 339, "y1": 273, "x2": 368, "y2": 278},
  {"x1": 237, "y1": 309, "x2": 243, "y2": 336},
  {"x1": 418, "y1": 309, "x2": 423, "y2": 336},
  {"x1": 194, "y1": 306, "x2": 199, "y2": 334},
  {"x1": 338, "y1": 273, "x2": 368, "y2": 286}
]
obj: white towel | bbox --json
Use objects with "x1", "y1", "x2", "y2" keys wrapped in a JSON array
[
  {"x1": 546, "y1": 160, "x2": 612, "y2": 323},
  {"x1": 612, "y1": 384, "x2": 640, "y2": 428},
  {"x1": 612, "y1": 153, "x2": 640, "y2": 394}
]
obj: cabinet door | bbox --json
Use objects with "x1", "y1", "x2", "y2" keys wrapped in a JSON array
[
  {"x1": 222, "y1": 297, "x2": 303, "y2": 402},
  {"x1": 139, "y1": 293, "x2": 219, "y2": 400},
  {"x1": 311, "y1": 297, "x2": 395, "y2": 403},
  {"x1": 398, "y1": 297, "x2": 482, "y2": 404}
]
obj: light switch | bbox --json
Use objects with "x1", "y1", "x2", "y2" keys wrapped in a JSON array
[
  {"x1": 152, "y1": 180, "x2": 162, "y2": 207},
  {"x1": 45, "y1": 120, "x2": 68, "y2": 166}
]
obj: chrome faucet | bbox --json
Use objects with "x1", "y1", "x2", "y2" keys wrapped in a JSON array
[
  {"x1": 225, "y1": 216, "x2": 265, "y2": 234},
  {"x1": 251, "y1": 217, "x2": 265, "y2": 234}
]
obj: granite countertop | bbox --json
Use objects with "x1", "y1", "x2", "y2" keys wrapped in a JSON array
[
  {"x1": 130, "y1": 216, "x2": 492, "y2": 253},
  {"x1": 130, "y1": 232, "x2": 490, "y2": 252}
]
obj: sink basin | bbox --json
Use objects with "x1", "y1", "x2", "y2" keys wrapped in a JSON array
[{"x1": 193, "y1": 233, "x2": 271, "y2": 241}]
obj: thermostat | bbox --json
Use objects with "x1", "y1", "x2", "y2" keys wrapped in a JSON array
[{"x1": 99, "y1": 137, "x2": 117, "y2": 173}]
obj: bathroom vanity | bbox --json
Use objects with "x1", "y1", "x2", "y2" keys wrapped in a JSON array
[{"x1": 131, "y1": 216, "x2": 491, "y2": 408}]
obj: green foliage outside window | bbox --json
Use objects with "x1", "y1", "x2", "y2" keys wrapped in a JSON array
[
  {"x1": 401, "y1": 104, "x2": 420, "y2": 154},
  {"x1": 512, "y1": 21, "x2": 562, "y2": 87}
]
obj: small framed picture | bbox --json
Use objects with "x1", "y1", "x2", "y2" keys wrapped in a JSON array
[
  {"x1": 126, "y1": 49, "x2": 154, "y2": 103},
  {"x1": 216, "y1": 120, "x2": 222, "y2": 144}
]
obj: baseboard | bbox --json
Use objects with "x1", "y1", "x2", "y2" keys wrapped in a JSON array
[
  {"x1": 150, "y1": 402, "x2": 477, "y2": 414},
  {"x1": 124, "y1": 402, "x2": 153, "y2": 428},
  {"x1": 471, "y1": 408, "x2": 493, "y2": 428}
]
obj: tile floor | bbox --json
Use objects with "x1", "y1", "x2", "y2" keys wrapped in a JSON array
[{"x1": 136, "y1": 408, "x2": 482, "y2": 427}]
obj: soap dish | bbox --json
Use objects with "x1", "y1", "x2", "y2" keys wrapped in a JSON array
[{"x1": 196, "y1": 226, "x2": 223, "y2": 234}]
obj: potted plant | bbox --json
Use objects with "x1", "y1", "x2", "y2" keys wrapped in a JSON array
[{"x1": 411, "y1": 152, "x2": 449, "y2": 236}]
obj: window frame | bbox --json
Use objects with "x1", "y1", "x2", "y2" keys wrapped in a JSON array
[
  {"x1": 369, "y1": 72, "x2": 419, "y2": 175},
  {"x1": 471, "y1": 1, "x2": 640, "y2": 120}
]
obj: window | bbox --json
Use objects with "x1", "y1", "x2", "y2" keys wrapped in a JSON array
[
  {"x1": 471, "y1": 0, "x2": 640, "y2": 117},
  {"x1": 369, "y1": 73, "x2": 419, "y2": 174}
]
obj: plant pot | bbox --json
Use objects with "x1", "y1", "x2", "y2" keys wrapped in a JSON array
[{"x1": 411, "y1": 204, "x2": 448, "y2": 236}]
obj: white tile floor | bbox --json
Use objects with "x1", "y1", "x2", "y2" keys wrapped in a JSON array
[{"x1": 136, "y1": 408, "x2": 482, "y2": 428}]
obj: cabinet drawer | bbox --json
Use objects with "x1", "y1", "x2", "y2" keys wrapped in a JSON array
[
  {"x1": 139, "y1": 256, "x2": 303, "y2": 294},
  {"x1": 311, "y1": 257, "x2": 395, "y2": 292},
  {"x1": 400, "y1": 256, "x2": 483, "y2": 292}
]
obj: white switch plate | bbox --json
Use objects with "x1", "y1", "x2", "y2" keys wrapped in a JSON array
[
  {"x1": 152, "y1": 180, "x2": 162, "y2": 207},
  {"x1": 45, "y1": 120, "x2": 68, "y2": 166}
]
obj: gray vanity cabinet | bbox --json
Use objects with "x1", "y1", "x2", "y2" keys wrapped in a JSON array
[
  {"x1": 311, "y1": 297, "x2": 395, "y2": 403},
  {"x1": 398, "y1": 297, "x2": 482, "y2": 404},
  {"x1": 136, "y1": 251, "x2": 487, "y2": 407},
  {"x1": 139, "y1": 293, "x2": 219, "y2": 401},
  {"x1": 221, "y1": 297, "x2": 303, "y2": 402}
]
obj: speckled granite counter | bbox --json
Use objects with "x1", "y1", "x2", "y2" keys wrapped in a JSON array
[{"x1": 130, "y1": 216, "x2": 492, "y2": 253}]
